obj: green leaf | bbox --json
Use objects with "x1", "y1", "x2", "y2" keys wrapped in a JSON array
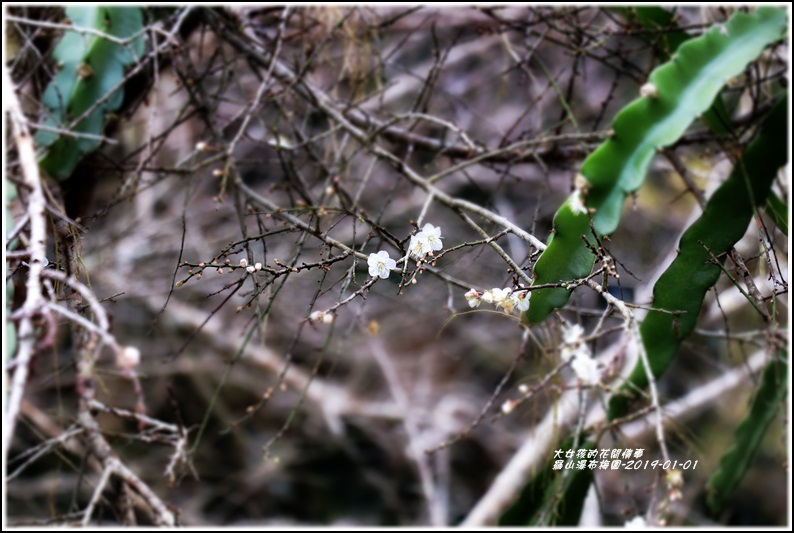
[
  {"x1": 764, "y1": 193, "x2": 788, "y2": 236},
  {"x1": 36, "y1": 7, "x2": 145, "y2": 180},
  {"x1": 608, "y1": 94, "x2": 788, "y2": 419},
  {"x1": 527, "y1": 7, "x2": 787, "y2": 324},
  {"x1": 617, "y1": 6, "x2": 733, "y2": 134},
  {"x1": 706, "y1": 351, "x2": 787, "y2": 514}
]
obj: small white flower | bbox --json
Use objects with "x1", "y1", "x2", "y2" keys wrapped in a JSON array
[
  {"x1": 409, "y1": 233, "x2": 432, "y2": 259},
  {"x1": 255, "y1": 262, "x2": 262, "y2": 271},
  {"x1": 509, "y1": 291, "x2": 531, "y2": 313},
  {"x1": 310, "y1": 310, "x2": 335, "y2": 324},
  {"x1": 464, "y1": 289, "x2": 482, "y2": 308},
  {"x1": 246, "y1": 265, "x2": 256, "y2": 274},
  {"x1": 518, "y1": 383, "x2": 530, "y2": 394},
  {"x1": 481, "y1": 287, "x2": 513, "y2": 310},
  {"x1": 239, "y1": 258, "x2": 248, "y2": 268},
  {"x1": 195, "y1": 141, "x2": 212, "y2": 152},
  {"x1": 571, "y1": 354, "x2": 600, "y2": 385},
  {"x1": 568, "y1": 191, "x2": 588, "y2": 216},
  {"x1": 640, "y1": 82, "x2": 659, "y2": 99},
  {"x1": 561, "y1": 323, "x2": 590, "y2": 362},
  {"x1": 491, "y1": 287, "x2": 512, "y2": 303},
  {"x1": 117, "y1": 346, "x2": 141, "y2": 369},
  {"x1": 420, "y1": 223, "x2": 443, "y2": 251},
  {"x1": 625, "y1": 516, "x2": 646, "y2": 528},
  {"x1": 492, "y1": 288, "x2": 513, "y2": 310},
  {"x1": 368, "y1": 250, "x2": 396, "y2": 279},
  {"x1": 501, "y1": 399, "x2": 516, "y2": 415},
  {"x1": 562, "y1": 323, "x2": 585, "y2": 345}
]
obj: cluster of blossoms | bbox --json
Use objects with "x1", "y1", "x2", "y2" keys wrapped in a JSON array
[
  {"x1": 239, "y1": 257, "x2": 262, "y2": 274},
  {"x1": 366, "y1": 223, "x2": 444, "y2": 280},
  {"x1": 464, "y1": 286, "x2": 530, "y2": 315},
  {"x1": 309, "y1": 310, "x2": 335, "y2": 324},
  {"x1": 408, "y1": 223, "x2": 443, "y2": 260},
  {"x1": 560, "y1": 323, "x2": 600, "y2": 385}
]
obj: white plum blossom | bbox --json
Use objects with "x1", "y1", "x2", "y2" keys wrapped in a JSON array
[
  {"x1": 464, "y1": 289, "x2": 482, "y2": 308},
  {"x1": 509, "y1": 290, "x2": 531, "y2": 312},
  {"x1": 465, "y1": 286, "x2": 529, "y2": 315},
  {"x1": 117, "y1": 346, "x2": 141, "y2": 369},
  {"x1": 309, "y1": 310, "x2": 334, "y2": 324},
  {"x1": 560, "y1": 322, "x2": 600, "y2": 384},
  {"x1": 239, "y1": 258, "x2": 248, "y2": 268},
  {"x1": 499, "y1": 293, "x2": 518, "y2": 314},
  {"x1": 409, "y1": 233, "x2": 432, "y2": 259},
  {"x1": 473, "y1": 287, "x2": 532, "y2": 315},
  {"x1": 491, "y1": 287, "x2": 511, "y2": 303},
  {"x1": 246, "y1": 265, "x2": 255, "y2": 274},
  {"x1": 561, "y1": 323, "x2": 590, "y2": 362},
  {"x1": 571, "y1": 353, "x2": 600, "y2": 385},
  {"x1": 562, "y1": 323, "x2": 585, "y2": 345},
  {"x1": 482, "y1": 287, "x2": 511, "y2": 306},
  {"x1": 492, "y1": 288, "x2": 514, "y2": 312},
  {"x1": 368, "y1": 250, "x2": 396, "y2": 279},
  {"x1": 562, "y1": 342, "x2": 591, "y2": 363},
  {"x1": 420, "y1": 223, "x2": 443, "y2": 251},
  {"x1": 408, "y1": 223, "x2": 443, "y2": 260},
  {"x1": 255, "y1": 262, "x2": 262, "y2": 271}
]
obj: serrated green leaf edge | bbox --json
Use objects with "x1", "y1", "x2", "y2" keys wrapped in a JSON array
[
  {"x1": 36, "y1": 7, "x2": 144, "y2": 179},
  {"x1": 608, "y1": 94, "x2": 788, "y2": 419},
  {"x1": 527, "y1": 7, "x2": 786, "y2": 324},
  {"x1": 706, "y1": 350, "x2": 788, "y2": 514}
]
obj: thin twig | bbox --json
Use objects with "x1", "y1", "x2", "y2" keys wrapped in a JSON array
[{"x1": 4, "y1": 65, "x2": 49, "y2": 461}]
